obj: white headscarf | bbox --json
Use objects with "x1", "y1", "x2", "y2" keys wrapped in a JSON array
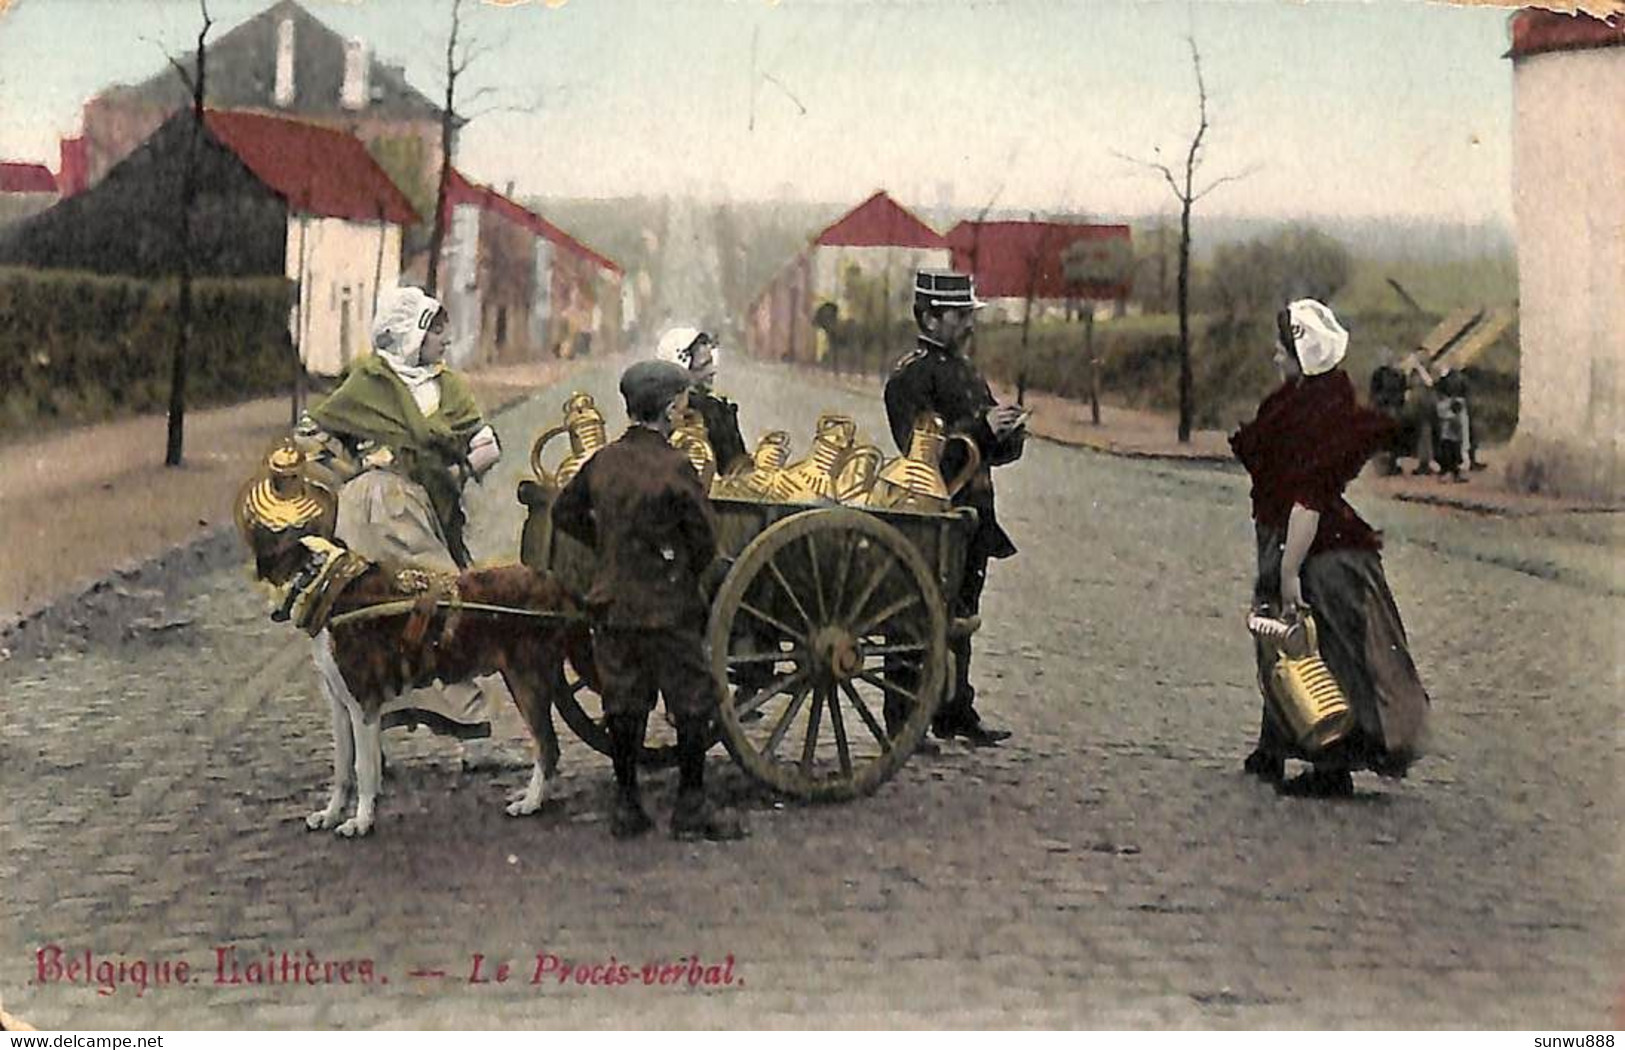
[
  {"x1": 371, "y1": 286, "x2": 446, "y2": 392},
  {"x1": 655, "y1": 325, "x2": 720, "y2": 386},
  {"x1": 1283, "y1": 299, "x2": 1348, "y2": 377}
]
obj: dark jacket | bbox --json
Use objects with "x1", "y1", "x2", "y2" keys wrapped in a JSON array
[
  {"x1": 550, "y1": 426, "x2": 719, "y2": 628},
  {"x1": 690, "y1": 388, "x2": 750, "y2": 474},
  {"x1": 884, "y1": 336, "x2": 1023, "y2": 560}
]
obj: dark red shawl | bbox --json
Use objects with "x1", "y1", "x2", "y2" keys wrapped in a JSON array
[{"x1": 1230, "y1": 370, "x2": 1395, "y2": 554}]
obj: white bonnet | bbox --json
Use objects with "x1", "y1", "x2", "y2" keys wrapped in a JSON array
[
  {"x1": 1281, "y1": 299, "x2": 1348, "y2": 377},
  {"x1": 372, "y1": 286, "x2": 444, "y2": 368}
]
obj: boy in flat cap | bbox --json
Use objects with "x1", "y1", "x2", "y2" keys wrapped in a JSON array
[
  {"x1": 551, "y1": 360, "x2": 746, "y2": 841},
  {"x1": 883, "y1": 270, "x2": 1026, "y2": 747}
]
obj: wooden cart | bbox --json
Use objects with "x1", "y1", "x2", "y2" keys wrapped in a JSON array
[{"x1": 519, "y1": 491, "x2": 977, "y2": 801}]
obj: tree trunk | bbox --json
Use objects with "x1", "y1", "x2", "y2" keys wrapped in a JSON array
[
  {"x1": 425, "y1": 121, "x2": 454, "y2": 296},
  {"x1": 1176, "y1": 197, "x2": 1193, "y2": 444},
  {"x1": 1085, "y1": 304, "x2": 1100, "y2": 426}
]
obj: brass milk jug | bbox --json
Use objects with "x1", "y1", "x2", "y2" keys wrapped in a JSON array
[
  {"x1": 1249, "y1": 608, "x2": 1355, "y2": 754},
  {"x1": 774, "y1": 413, "x2": 859, "y2": 502},
  {"x1": 670, "y1": 408, "x2": 718, "y2": 491},
  {"x1": 866, "y1": 413, "x2": 981, "y2": 513},
  {"x1": 714, "y1": 430, "x2": 792, "y2": 499},
  {"x1": 530, "y1": 392, "x2": 608, "y2": 492},
  {"x1": 835, "y1": 442, "x2": 885, "y2": 504}
]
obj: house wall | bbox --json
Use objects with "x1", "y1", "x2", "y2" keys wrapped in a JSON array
[
  {"x1": 287, "y1": 216, "x2": 401, "y2": 376},
  {"x1": 811, "y1": 244, "x2": 950, "y2": 322},
  {"x1": 1506, "y1": 46, "x2": 1625, "y2": 500}
]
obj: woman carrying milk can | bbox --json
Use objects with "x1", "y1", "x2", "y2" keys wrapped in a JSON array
[{"x1": 1229, "y1": 299, "x2": 1431, "y2": 797}]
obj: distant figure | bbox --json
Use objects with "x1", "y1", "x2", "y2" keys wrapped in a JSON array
[
  {"x1": 1230, "y1": 299, "x2": 1431, "y2": 797},
  {"x1": 1401, "y1": 353, "x2": 1439, "y2": 475},
  {"x1": 1434, "y1": 369, "x2": 1471, "y2": 483},
  {"x1": 1367, "y1": 352, "x2": 1408, "y2": 476}
]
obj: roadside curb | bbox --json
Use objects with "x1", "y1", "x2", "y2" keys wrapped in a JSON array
[{"x1": 778, "y1": 361, "x2": 1622, "y2": 518}]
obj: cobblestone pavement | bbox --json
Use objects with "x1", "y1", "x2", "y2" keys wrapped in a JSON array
[{"x1": 2, "y1": 359, "x2": 1620, "y2": 1029}]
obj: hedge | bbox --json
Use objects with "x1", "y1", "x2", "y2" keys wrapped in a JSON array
[{"x1": 0, "y1": 267, "x2": 297, "y2": 436}]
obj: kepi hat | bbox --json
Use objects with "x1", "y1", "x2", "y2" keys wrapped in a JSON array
[{"x1": 914, "y1": 269, "x2": 986, "y2": 312}]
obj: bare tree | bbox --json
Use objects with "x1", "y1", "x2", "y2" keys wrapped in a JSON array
[
  {"x1": 1115, "y1": 37, "x2": 1256, "y2": 443},
  {"x1": 158, "y1": 0, "x2": 214, "y2": 467},
  {"x1": 423, "y1": 0, "x2": 540, "y2": 296},
  {"x1": 1015, "y1": 213, "x2": 1059, "y2": 406}
]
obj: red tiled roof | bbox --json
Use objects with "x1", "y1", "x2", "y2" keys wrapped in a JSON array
[
  {"x1": 947, "y1": 221, "x2": 1131, "y2": 299},
  {"x1": 442, "y1": 169, "x2": 622, "y2": 276},
  {"x1": 814, "y1": 190, "x2": 945, "y2": 249},
  {"x1": 1509, "y1": 8, "x2": 1624, "y2": 59},
  {"x1": 203, "y1": 110, "x2": 419, "y2": 225},
  {"x1": 0, "y1": 162, "x2": 58, "y2": 194}
]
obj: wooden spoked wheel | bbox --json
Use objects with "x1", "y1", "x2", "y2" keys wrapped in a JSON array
[{"x1": 707, "y1": 508, "x2": 947, "y2": 801}]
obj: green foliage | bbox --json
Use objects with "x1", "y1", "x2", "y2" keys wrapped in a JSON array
[
  {"x1": 970, "y1": 308, "x2": 1520, "y2": 441},
  {"x1": 1202, "y1": 225, "x2": 1353, "y2": 321},
  {"x1": 0, "y1": 267, "x2": 297, "y2": 438}
]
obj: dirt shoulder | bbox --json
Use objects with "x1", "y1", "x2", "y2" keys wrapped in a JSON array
[{"x1": 0, "y1": 358, "x2": 598, "y2": 625}]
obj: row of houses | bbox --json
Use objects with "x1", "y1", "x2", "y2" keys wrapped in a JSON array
[
  {"x1": 744, "y1": 190, "x2": 1131, "y2": 365},
  {"x1": 0, "y1": 0, "x2": 625, "y2": 378}
]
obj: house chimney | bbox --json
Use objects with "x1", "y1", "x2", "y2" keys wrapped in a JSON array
[
  {"x1": 341, "y1": 38, "x2": 368, "y2": 110},
  {"x1": 274, "y1": 17, "x2": 296, "y2": 107}
]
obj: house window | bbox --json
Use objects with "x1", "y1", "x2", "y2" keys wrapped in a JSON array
[{"x1": 495, "y1": 306, "x2": 508, "y2": 349}]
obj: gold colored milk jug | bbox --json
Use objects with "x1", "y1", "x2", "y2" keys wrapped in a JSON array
[
  {"x1": 530, "y1": 392, "x2": 609, "y2": 492},
  {"x1": 714, "y1": 430, "x2": 792, "y2": 499},
  {"x1": 1248, "y1": 608, "x2": 1355, "y2": 754},
  {"x1": 670, "y1": 408, "x2": 718, "y2": 491},
  {"x1": 866, "y1": 413, "x2": 981, "y2": 513},
  {"x1": 774, "y1": 413, "x2": 860, "y2": 502}
]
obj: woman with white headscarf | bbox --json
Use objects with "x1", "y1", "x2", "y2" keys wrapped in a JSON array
[
  {"x1": 1229, "y1": 299, "x2": 1431, "y2": 797},
  {"x1": 297, "y1": 286, "x2": 503, "y2": 740},
  {"x1": 656, "y1": 325, "x2": 749, "y2": 474}
]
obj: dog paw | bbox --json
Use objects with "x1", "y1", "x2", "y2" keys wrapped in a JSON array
[
  {"x1": 505, "y1": 795, "x2": 543, "y2": 817},
  {"x1": 306, "y1": 808, "x2": 344, "y2": 831},
  {"x1": 335, "y1": 816, "x2": 373, "y2": 838}
]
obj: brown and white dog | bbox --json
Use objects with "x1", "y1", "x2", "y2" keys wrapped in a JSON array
[{"x1": 252, "y1": 529, "x2": 596, "y2": 838}]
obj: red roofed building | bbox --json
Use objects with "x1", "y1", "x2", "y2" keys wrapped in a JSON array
[
  {"x1": 1503, "y1": 8, "x2": 1625, "y2": 499},
  {"x1": 747, "y1": 190, "x2": 950, "y2": 365},
  {"x1": 0, "y1": 109, "x2": 419, "y2": 376},
  {"x1": 947, "y1": 220, "x2": 1132, "y2": 321},
  {"x1": 0, "y1": 163, "x2": 59, "y2": 195},
  {"x1": 429, "y1": 169, "x2": 625, "y2": 366},
  {"x1": 0, "y1": 162, "x2": 61, "y2": 229}
]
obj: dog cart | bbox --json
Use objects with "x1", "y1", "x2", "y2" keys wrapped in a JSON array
[{"x1": 518, "y1": 488, "x2": 977, "y2": 802}]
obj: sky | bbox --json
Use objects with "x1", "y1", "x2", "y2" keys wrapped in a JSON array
[{"x1": 0, "y1": 0, "x2": 1520, "y2": 224}]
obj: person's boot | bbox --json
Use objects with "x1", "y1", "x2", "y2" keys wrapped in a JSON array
[
  {"x1": 933, "y1": 706, "x2": 1011, "y2": 747},
  {"x1": 1278, "y1": 767, "x2": 1354, "y2": 798},
  {"x1": 671, "y1": 788, "x2": 747, "y2": 841},
  {"x1": 672, "y1": 716, "x2": 746, "y2": 841},
  {"x1": 607, "y1": 714, "x2": 652, "y2": 839},
  {"x1": 1242, "y1": 747, "x2": 1285, "y2": 785}
]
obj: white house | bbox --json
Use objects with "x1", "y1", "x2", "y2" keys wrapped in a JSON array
[{"x1": 1506, "y1": 9, "x2": 1625, "y2": 500}]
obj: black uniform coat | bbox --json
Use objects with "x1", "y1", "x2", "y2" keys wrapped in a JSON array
[{"x1": 883, "y1": 336, "x2": 1022, "y2": 561}]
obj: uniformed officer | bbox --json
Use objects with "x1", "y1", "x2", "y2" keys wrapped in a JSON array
[{"x1": 883, "y1": 270, "x2": 1026, "y2": 747}]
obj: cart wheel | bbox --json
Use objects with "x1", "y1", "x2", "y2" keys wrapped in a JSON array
[
  {"x1": 707, "y1": 508, "x2": 947, "y2": 801},
  {"x1": 551, "y1": 663, "x2": 687, "y2": 768}
]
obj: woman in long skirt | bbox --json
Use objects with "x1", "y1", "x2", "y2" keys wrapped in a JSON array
[{"x1": 1230, "y1": 300, "x2": 1431, "y2": 796}]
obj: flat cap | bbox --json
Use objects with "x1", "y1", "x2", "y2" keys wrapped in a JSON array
[{"x1": 620, "y1": 360, "x2": 692, "y2": 420}]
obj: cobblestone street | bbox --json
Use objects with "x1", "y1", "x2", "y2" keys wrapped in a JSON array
[{"x1": 2, "y1": 359, "x2": 1620, "y2": 1029}]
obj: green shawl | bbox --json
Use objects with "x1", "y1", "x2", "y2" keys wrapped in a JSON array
[{"x1": 308, "y1": 354, "x2": 486, "y2": 566}]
